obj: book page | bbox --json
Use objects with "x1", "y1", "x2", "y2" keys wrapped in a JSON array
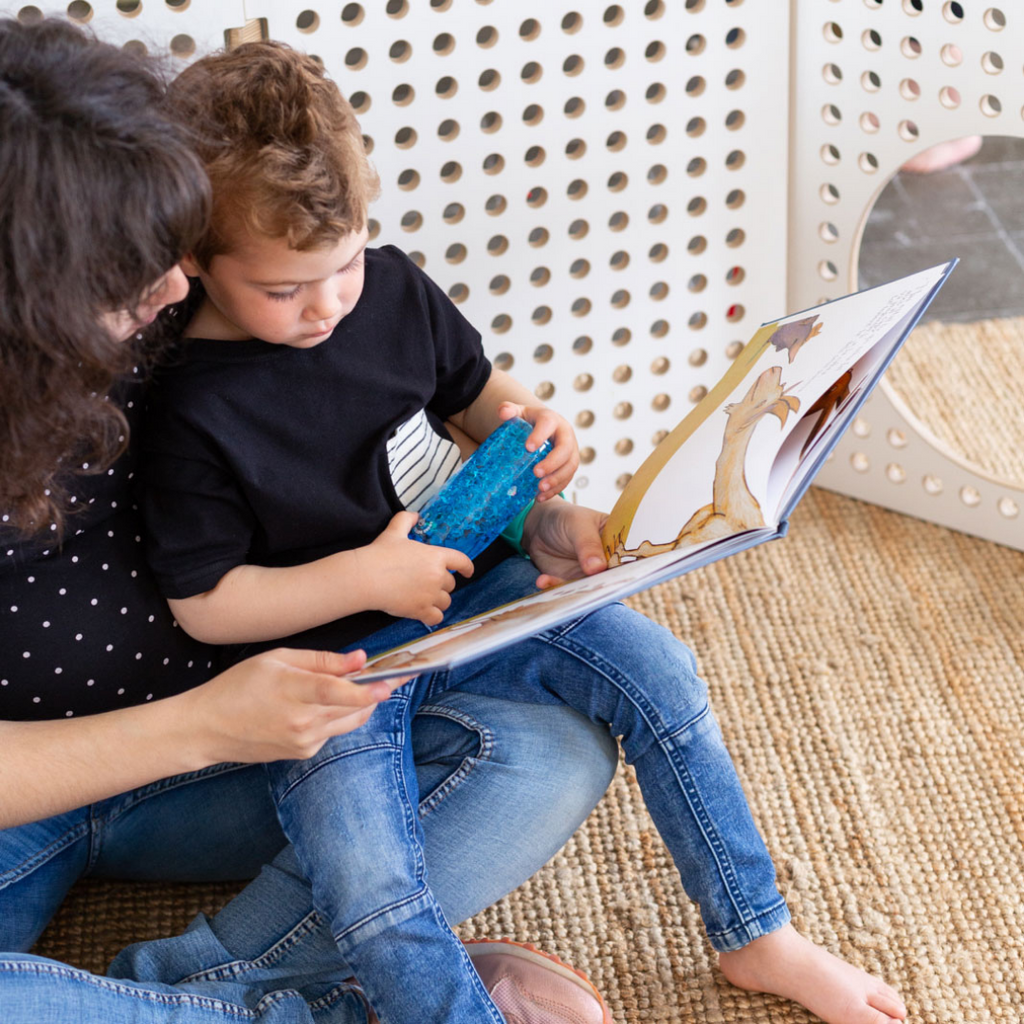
[{"x1": 602, "y1": 262, "x2": 954, "y2": 563}]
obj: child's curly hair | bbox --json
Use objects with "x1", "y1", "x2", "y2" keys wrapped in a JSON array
[
  {"x1": 0, "y1": 18, "x2": 210, "y2": 537},
  {"x1": 168, "y1": 41, "x2": 380, "y2": 266}
]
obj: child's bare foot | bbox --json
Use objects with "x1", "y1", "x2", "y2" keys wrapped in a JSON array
[{"x1": 718, "y1": 924, "x2": 906, "y2": 1024}]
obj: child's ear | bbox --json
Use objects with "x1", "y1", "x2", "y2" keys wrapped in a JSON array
[{"x1": 179, "y1": 253, "x2": 202, "y2": 277}]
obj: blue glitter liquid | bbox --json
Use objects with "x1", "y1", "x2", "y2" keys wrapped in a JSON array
[{"x1": 410, "y1": 417, "x2": 553, "y2": 559}]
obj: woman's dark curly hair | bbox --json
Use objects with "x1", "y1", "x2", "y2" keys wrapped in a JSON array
[{"x1": 0, "y1": 17, "x2": 210, "y2": 537}]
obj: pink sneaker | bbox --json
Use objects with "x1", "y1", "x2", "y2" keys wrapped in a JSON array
[{"x1": 464, "y1": 938, "x2": 614, "y2": 1024}]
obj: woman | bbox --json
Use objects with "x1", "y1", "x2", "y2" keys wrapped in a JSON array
[{"x1": 0, "y1": 18, "x2": 617, "y2": 1021}]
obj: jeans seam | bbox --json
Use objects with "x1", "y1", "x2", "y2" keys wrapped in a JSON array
[
  {"x1": 0, "y1": 822, "x2": 89, "y2": 889},
  {"x1": 331, "y1": 884, "x2": 433, "y2": 945},
  {"x1": 706, "y1": 897, "x2": 792, "y2": 951},
  {"x1": 274, "y1": 742, "x2": 405, "y2": 804},
  {"x1": 539, "y1": 627, "x2": 758, "y2": 929},
  {"x1": 414, "y1": 702, "x2": 495, "y2": 818}
]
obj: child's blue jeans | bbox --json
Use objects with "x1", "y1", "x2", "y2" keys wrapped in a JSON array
[{"x1": 253, "y1": 556, "x2": 790, "y2": 1023}]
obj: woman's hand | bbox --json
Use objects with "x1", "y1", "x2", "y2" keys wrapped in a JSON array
[
  {"x1": 361, "y1": 511, "x2": 475, "y2": 625},
  {"x1": 497, "y1": 401, "x2": 579, "y2": 500},
  {"x1": 181, "y1": 647, "x2": 408, "y2": 765},
  {"x1": 521, "y1": 498, "x2": 609, "y2": 588}
]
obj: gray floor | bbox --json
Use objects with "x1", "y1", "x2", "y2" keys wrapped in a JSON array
[{"x1": 858, "y1": 135, "x2": 1024, "y2": 323}]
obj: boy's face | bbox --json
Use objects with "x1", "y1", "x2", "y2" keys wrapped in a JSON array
[{"x1": 181, "y1": 227, "x2": 369, "y2": 347}]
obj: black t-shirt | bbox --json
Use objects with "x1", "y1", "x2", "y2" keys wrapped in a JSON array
[
  {"x1": 0, "y1": 374, "x2": 216, "y2": 722},
  {"x1": 140, "y1": 245, "x2": 504, "y2": 658}
]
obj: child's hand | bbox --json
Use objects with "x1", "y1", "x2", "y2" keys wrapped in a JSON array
[
  {"x1": 498, "y1": 401, "x2": 579, "y2": 500},
  {"x1": 363, "y1": 511, "x2": 474, "y2": 626}
]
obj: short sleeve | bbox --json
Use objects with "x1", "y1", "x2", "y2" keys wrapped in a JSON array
[
  {"x1": 399, "y1": 251, "x2": 491, "y2": 419},
  {"x1": 138, "y1": 409, "x2": 258, "y2": 600}
]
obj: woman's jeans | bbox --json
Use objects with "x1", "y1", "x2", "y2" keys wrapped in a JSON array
[{"x1": 0, "y1": 557, "x2": 789, "y2": 1022}]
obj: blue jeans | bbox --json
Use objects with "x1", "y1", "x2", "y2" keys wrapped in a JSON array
[
  {"x1": 0, "y1": 689, "x2": 618, "y2": 1019},
  {"x1": 254, "y1": 557, "x2": 791, "y2": 1023}
]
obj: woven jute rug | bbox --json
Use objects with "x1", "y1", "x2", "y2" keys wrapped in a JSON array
[{"x1": 32, "y1": 486, "x2": 1024, "y2": 1023}]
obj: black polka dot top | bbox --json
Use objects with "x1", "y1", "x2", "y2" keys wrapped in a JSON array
[{"x1": 0, "y1": 376, "x2": 215, "y2": 721}]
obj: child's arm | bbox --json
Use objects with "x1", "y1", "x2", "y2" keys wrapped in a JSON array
[
  {"x1": 168, "y1": 511, "x2": 474, "y2": 646},
  {"x1": 447, "y1": 368, "x2": 579, "y2": 500}
]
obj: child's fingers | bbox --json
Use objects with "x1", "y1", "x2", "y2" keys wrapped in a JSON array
[
  {"x1": 498, "y1": 401, "x2": 523, "y2": 422},
  {"x1": 444, "y1": 548, "x2": 475, "y2": 578}
]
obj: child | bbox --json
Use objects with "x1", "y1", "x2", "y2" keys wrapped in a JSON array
[{"x1": 141, "y1": 41, "x2": 908, "y2": 1024}]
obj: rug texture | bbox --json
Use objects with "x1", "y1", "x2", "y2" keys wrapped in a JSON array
[{"x1": 32, "y1": 483, "x2": 1024, "y2": 1023}]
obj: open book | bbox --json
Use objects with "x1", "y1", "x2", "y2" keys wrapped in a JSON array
[{"x1": 353, "y1": 261, "x2": 956, "y2": 682}]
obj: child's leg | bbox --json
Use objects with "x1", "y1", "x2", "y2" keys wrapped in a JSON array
[{"x1": 263, "y1": 687, "x2": 505, "y2": 1024}]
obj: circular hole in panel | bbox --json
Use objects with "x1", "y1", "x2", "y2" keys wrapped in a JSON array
[
  {"x1": 610, "y1": 250, "x2": 630, "y2": 270},
  {"x1": 651, "y1": 319, "x2": 670, "y2": 338},
  {"x1": 645, "y1": 41, "x2": 666, "y2": 63},
  {"x1": 604, "y1": 3, "x2": 624, "y2": 25},
  {"x1": 647, "y1": 124, "x2": 667, "y2": 144},
  {"x1": 822, "y1": 143, "x2": 841, "y2": 165},
  {"x1": 612, "y1": 327, "x2": 632, "y2": 346},
  {"x1": 648, "y1": 163, "x2": 668, "y2": 184},
  {"x1": 573, "y1": 336, "x2": 593, "y2": 354},
  {"x1": 689, "y1": 348, "x2": 708, "y2": 368},
  {"x1": 686, "y1": 76, "x2": 705, "y2": 98},
  {"x1": 851, "y1": 452, "x2": 870, "y2": 472},
  {"x1": 570, "y1": 258, "x2": 590, "y2": 278},
  {"x1": 115, "y1": 0, "x2": 141, "y2": 16},
  {"x1": 688, "y1": 195, "x2": 707, "y2": 216},
  {"x1": 982, "y1": 51, "x2": 1004, "y2": 74},
  {"x1": 997, "y1": 496, "x2": 1019, "y2": 517},
  {"x1": 397, "y1": 169, "x2": 420, "y2": 191},
  {"x1": 820, "y1": 221, "x2": 840, "y2": 242},
  {"x1": 687, "y1": 116, "x2": 706, "y2": 138},
  {"x1": 440, "y1": 160, "x2": 462, "y2": 183},
  {"x1": 493, "y1": 352, "x2": 514, "y2": 372},
  {"x1": 900, "y1": 35, "x2": 922, "y2": 59},
  {"x1": 726, "y1": 265, "x2": 746, "y2": 285},
  {"x1": 651, "y1": 356, "x2": 670, "y2": 374},
  {"x1": 477, "y1": 25, "x2": 498, "y2": 47},
  {"x1": 726, "y1": 188, "x2": 746, "y2": 209},
  {"x1": 482, "y1": 153, "x2": 505, "y2": 175},
  {"x1": 438, "y1": 118, "x2": 461, "y2": 140},
  {"x1": 567, "y1": 220, "x2": 588, "y2": 240},
  {"x1": 608, "y1": 171, "x2": 629, "y2": 192},
  {"x1": 726, "y1": 150, "x2": 746, "y2": 170},
  {"x1": 391, "y1": 83, "x2": 413, "y2": 106},
  {"x1": 689, "y1": 386, "x2": 708, "y2": 403},
  {"x1": 576, "y1": 410, "x2": 595, "y2": 427},
  {"x1": 824, "y1": 22, "x2": 843, "y2": 44},
  {"x1": 686, "y1": 235, "x2": 705, "y2": 255},
  {"x1": 689, "y1": 311, "x2": 708, "y2": 330},
  {"x1": 726, "y1": 26, "x2": 746, "y2": 48},
  {"x1": 960, "y1": 485, "x2": 981, "y2": 506},
  {"x1": 615, "y1": 439, "x2": 634, "y2": 457},
  {"x1": 886, "y1": 463, "x2": 907, "y2": 483},
  {"x1": 533, "y1": 309, "x2": 553, "y2": 328},
  {"x1": 648, "y1": 202, "x2": 668, "y2": 223},
  {"x1": 611, "y1": 289, "x2": 631, "y2": 309},
  {"x1": 984, "y1": 8, "x2": 1006, "y2": 31},
  {"x1": 400, "y1": 210, "x2": 422, "y2": 232},
  {"x1": 519, "y1": 16, "x2": 540, "y2": 40},
  {"x1": 122, "y1": 39, "x2": 148, "y2": 54},
  {"x1": 568, "y1": 179, "x2": 589, "y2": 200},
  {"x1": 605, "y1": 47, "x2": 625, "y2": 69},
  {"x1": 862, "y1": 70, "x2": 881, "y2": 92},
  {"x1": 389, "y1": 40, "x2": 411, "y2": 62},
  {"x1": 725, "y1": 303, "x2": 745, "y2": 322},
  {"x1": 350, "y1": 91, "x2": 371, "y2": 113},
  {"x1": 67, "y1": 1, "x2": 93, "y2": 22},
  {"x1": 903, "y1": 0, "x2": 923, "y2": 13},
  {"x1": 899, "y1": 119, "x2": 920, "y2": 141},
  {"x1": 608, "y1": 211, "x2": 629, "y2": 232},
  {"x1": 491, "y1": 314, "x2": 513, "y2": 335},
  {"x1": 863, "y1": 28, "x2": 882, "y2": 50},
  {"x1": 431, "y1": 0, "x2": 452, "y2": 9},
  {"x1": 853, "y1": 418, "x2": 870, "y2": 438},
  {"x1": 394, "y1": 126, "x2": 417, "y2": 149},
  {"x1": 574, "y1": 374, "x2": 594, "y2": 392},
  {"x1": 941, "y1": 43, "x2": 963, "y2": 66},
  {"x1": 726, "y1": 110, "x2": 745, "y2": 131},
  {"x1": 567, "y1": 138, "x2": 588, "y2": 159},
  {"x1": 940, "y1": 86, "x2": 962, "y2": 109},
  {"x1": 524, "y1": 145, "x2": 546, "y2": 167},
  {"x1": 823, "y1": 103, "x2": 842, "y2": 126},
  {"x1": 607, "y1": 89, "x2": 627, "y2": 110},
  {"x1": 887, "y1": 428, "x2": 908, "y2": 448},
  {"x1": 529, "y1": 226, "x2": 551, "y2": 246},
  {"x1": 444, "y1": 243, "x2": 466, "y2": 264},
  {"x1": 726, "y1": 227, "x2": 746, "y2": 247},
  {"x1": 900, "y1": 78, "x2": 921, "y2": 100},
  {"x1": 725, "y1": 68, "x2": 745, "y2": 90},
  {"x1": 981, "y1": 95, "x2": 1002, "y2": 117},
  {"x1": 296, "y1": 9, "x2": 319, "y2": 32},
  {"x1": 531, "y1": 266, "x2": 551, "y2": 286},
  {"x1": 479, "y1": 111, "x2": 501, "y2": 133},
  {"x1": 652, "y1": 394, "x2": 671, "y2": 412},
  {"x1": 487, "y1": 234, "x2": 509, "y2": 255},
  {"x1": 860, "y1": 112, "x2": 881, "y2": 133},
  {"x1": 859, "y1": 151, "x2": 880, "y2": 173},
  {"x1": 647, "y1": 0, "x2": 666, "y2": 16},
  {"x1": 652, "y1": 429, "x2": 669, "y2": 446},
  {"x1": 521, "y1": 61, "x2": 543, "y2": 84},
  {"x1": 435, "y1": 76, "x2": 458, "y2": 99},
  {"x1": 614, "y1": 402, "x2": 633, "y2": 420},
  {"x1": 477, "y1": 69, "x2": 498, "y2": 91},
  {"x1": 367, "y1": 219, "x2": 381, "y2": 241},
  {"x1": 923, "y1": 474, "x2": 943, "y2": 495},
  {"x1": 447, "y1": 283, "x2": 468, "y2": 304},
  {"x1": 444, "y1": 203, "x2": 466, "y2": 225},
  {"x1": 650, "y1": 282, "x2": 669, "y2": 301},
  {"x1": 818, "y1": 260, "x2": 838, "y2": 281},
  {"x1": 606, "y1": 131, "x2": 627, "y2": 152},
  {"x1": 343, "y1": 2, "x2": 365, "y2": 22},
  {"x1": 525, "y1": 186, "x2": 547, "y2": 208},
  {"x1": 385, "y1": 0, "x2": 407, "y2": 15},
  {"x1": 484, "y1": 194, "x2": 505, "y2": 216},
  {"x1": 489, "y1": 275, "x2": 510, "y2": 296},
  {"x1": 647, "y1": 83, "x2": 666, "y2": 104},
  {"x1": 687, "y1": 158, "x2": 707, "y2": 179},
  {"x1": 562, "y1": 11, "x2": 582, "y2": 33},
  {"x1": 943, "y1": 1, "x2": 965, "y2": 23},
  {"x1": 170, "y1": 34, "x2": 196, "y2": 58},
  {"x1": 563, "y1": 54, "x2": 585, "y2": 76},
  {"x1": 687, "y1": 33, "x2": 705, "y2": 55},
  {"x1": 362, "y1": 134, "x2": 374, "y2": 154},
  {"x1": 571, "y1": 298, "x2": 592, "y2": 317},
  {"x1": 564, "y1": 97, "x2": 585, "y2": 119}
]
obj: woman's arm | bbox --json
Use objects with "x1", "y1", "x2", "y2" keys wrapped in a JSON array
[{"x1": 0, "y1": 647, "x2": 400, "y2": 830}]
